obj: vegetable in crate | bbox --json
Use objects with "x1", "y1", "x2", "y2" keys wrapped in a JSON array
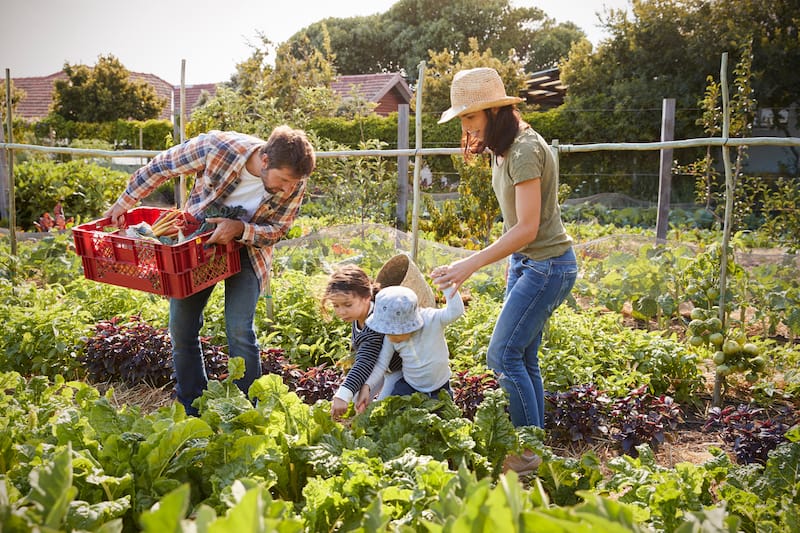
[
  {"x1": 185, "y1": 205, "x2": 249, "y2": 241},
  {"x1": 102, "y1": 126, "x2": 316, "y2": 415}
]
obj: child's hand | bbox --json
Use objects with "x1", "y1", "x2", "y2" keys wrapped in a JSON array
[
  {"x1": 355, "y1": 384, "x2": 372, "y2": 413},
  {"x1": 431, "y1": 270, "x2": 457, "y2": 298},
  {"x1": 331, "y1": 397, "x2": 348, "y2": 418}
]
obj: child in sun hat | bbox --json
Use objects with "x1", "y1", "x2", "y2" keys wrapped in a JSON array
[
  {"x1": 357, "y1": 279, "x2": 464, "y2": 407},
  {"x1": 323, "y1": 264, "x2": 403, "y2": 418}
]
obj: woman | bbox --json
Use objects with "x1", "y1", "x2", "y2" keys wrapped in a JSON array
[{"x1": 431, "y1": 67, "x2": 577, "y2": 434}]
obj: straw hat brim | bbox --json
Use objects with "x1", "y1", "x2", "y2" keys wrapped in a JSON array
[
  {"x1": 438, "y1": 96, "x2": 524, "y2": 124},
  {"x1": 375, "y1": 254, "x2": 436, "y2": 308},
  {"x1": 365, "y1": 310, "x2": 424, "y2": 336}
]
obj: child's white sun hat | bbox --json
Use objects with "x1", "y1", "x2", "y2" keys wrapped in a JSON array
[{"x1": 366, "y1": 285, "x2": 424, "y2": 335}]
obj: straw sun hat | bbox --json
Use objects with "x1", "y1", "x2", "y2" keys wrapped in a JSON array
[
  {"x1": 438, "y1": 67, "x2": 524, "y2": 124},
  {"x1": 375, "y1": 253, "x2": 436, "y2": 308}
]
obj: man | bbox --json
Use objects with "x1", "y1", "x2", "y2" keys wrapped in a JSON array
[{"x1": 105, "y1": 126, "x2": 316, "y2": 415}]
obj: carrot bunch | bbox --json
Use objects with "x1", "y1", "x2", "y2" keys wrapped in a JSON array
[{"x1": 150, "y1": 210, "x2": 185, "y2": 238}]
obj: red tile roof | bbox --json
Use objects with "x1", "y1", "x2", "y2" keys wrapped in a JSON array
[
  {"x1": 10, "y1": 71, "x2": 218, "y2": 122},
  {"x1": 172, "y1": 83, "x2": 220, "y2": 122},
  {"x1": 12, "y1": 72, "x2": 65, "y2": 121},
  {"x1": 331, "y1": 73, "x2": 412, "y2": 116}
]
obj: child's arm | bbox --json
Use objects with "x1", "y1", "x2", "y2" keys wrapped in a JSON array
[
  {"x1": 331, "y1": 327, "x2": 383, "y2": 417},
  {"x1": 360, "y1": 336, "x2": 395, "y2": 401},
  {"x1": 436, "y1": 285, "x2": 465, "y2": 325}
]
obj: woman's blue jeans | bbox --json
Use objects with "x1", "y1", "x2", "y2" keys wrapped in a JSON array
[
  {"x1": 169, "y1": 247, "x2": 261, "y2": 415},
  {"x1": 487, "y1": 248, "x2": 577, "y2": 428}
]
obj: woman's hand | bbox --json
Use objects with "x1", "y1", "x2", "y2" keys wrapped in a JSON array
[{"x1": 430, "y1": 257, "x2": 475, "y2": 293}]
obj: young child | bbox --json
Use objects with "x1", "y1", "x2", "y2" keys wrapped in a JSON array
[
  {"x1": 324, "y1": 265, "x2": 402, "y2": 418},
  {"x1": 358, "y1": 281, "x2": 464, "y2": 406}
]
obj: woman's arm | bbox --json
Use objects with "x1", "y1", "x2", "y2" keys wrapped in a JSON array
[{"x1": 433, "y1": 178, "x2": 541, "y2": 291}]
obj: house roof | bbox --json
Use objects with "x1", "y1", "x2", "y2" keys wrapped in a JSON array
[
  {"x1": 173, "y1": 83, "x2": 219, "y2": 121},
  {"x1": 522, "y1": 67, "x2": 566, "y2": 109},
  {"x1": 12, "y1": 72, "x2": 65, "y2": 121},
  {"x1": 10, "y1": 72, "x2": 218, "y2": 122},
  {"x1": 331, "y1": 72, "x2": 412, "y2": 108}
]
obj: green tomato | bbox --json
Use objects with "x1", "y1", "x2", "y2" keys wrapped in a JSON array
[
  {"x1": 690, "y1": 307, "x2": 706, "y2": 321},
  {"x1": 706, "y1": 317, "x2": 723, "y2": 332},
  {"x1": 688, "y1": 319, "x2": 705, "y2": 334},
  {"x1": 723, "y1": 340, "x2": 741, "y2": 356},
  {"x1": 716, "y1": 364, "x2": 731, "y2": 376},
  {"x1": 742, "y1": 342, "x2": 760, "y2": 356},
  {"x1": 751, "y1": 356, "x2": 766, "y2": 371},
  {"x1": 713, "y1": 351, "x2": 726, "y2": 365},
  {"x1": 689, "y1": 335, "x2": 706, "y2": 347},
  {"x1": 709, "y1": 332, "x2": 724, "y2": 347},
  {"x1": 745, "y1": 372, "x2": 759, "y2": 384}
]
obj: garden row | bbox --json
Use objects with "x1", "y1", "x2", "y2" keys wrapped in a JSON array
[{"x1": 0, "y1": 223, "x2": 798, "y2": 530}]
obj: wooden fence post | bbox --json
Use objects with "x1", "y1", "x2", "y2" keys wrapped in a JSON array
[
  {"x1": 397, "y1": 104, "x2": 409, "y2": 230},
  {"x1": 655, "y1": 98, "x2": 675, "y2": 243},
  {"x1": 4, "y1": 69, "x2": 16, "y2": 259},
  {"x1": 0, "y1": 98, "x2": 8, "y2": 221}
]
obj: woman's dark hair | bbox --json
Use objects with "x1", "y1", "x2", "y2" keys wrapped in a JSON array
[{"x1": 462, "y1": 106, "x2": 528, "y2": 160}]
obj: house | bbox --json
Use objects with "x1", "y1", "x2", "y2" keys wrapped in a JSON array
[
  {"x1": 522, "y1": 67, "x2": 566, "y2": 109},
  {"x1": 331, "y1": 72, "x2": 412, "y2": 116},
  {"x1": 10, "y1": 71, "x2": 218, "y2": 123}
]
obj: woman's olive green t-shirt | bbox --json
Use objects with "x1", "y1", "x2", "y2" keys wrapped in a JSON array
[{"x1": 491, "y1": 127, "x2": 573, "y2": 260}]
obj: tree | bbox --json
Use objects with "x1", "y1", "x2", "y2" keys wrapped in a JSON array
[
  {"x1": 422, "y1": 38, "x2": 528, "y2": 118},
  {"x1": 188, "y1": 34, "x2": 339, "y2": 137},
  {"x1": 52, "y1": 54, "x2": 165, "y2": 122},
  {"x1": 559, "y1": 0, "x2": 800, "y2": 143},
  {"x1": 0, "y1": 80, "x2": 25, "y2": 120},
  {"x1": 287, "y1": 0, "x2": 549, "y2": 80},
  {"x1": 525, "y1": 21, "x2": 587, "y2": 72}
]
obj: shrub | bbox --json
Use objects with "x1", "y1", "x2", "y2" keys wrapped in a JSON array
[{"x1": 12, "y1": 159, "x2": 129, "y2": 230}]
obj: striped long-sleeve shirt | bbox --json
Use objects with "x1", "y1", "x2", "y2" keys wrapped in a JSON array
[
  {"x1": 113, "y1": 130, "x2": 306, "y2": 294},
  {"x1": 334, "y1": 305, "x2": 403, "y2": 403}
]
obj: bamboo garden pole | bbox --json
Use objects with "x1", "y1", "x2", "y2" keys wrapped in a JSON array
[
  {"x1": 713, "y1": 52, "x2": 735, "y2": 407},
  {"x1": 411, "y1": 61, "x2": 425, "y2": 262},
  {"x1": 4, "y1": 69, "x2": 17, "y2": 261}
]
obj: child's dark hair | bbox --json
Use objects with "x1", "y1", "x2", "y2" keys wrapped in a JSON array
[{"x1": 322, "y1": 264, "x2": 380, "y2": 307}]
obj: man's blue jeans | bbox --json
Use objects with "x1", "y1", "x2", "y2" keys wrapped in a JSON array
[
  {"x1": 169, "y1": 247, "x2": 261, "y2": 415},
  {"x1": 487, "y1": 248, "x2": 577, "y2": 428}
]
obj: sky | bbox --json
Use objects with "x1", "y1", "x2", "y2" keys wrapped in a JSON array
[{"x1": 1, "y1": 0, "x2": 630, "y2": 86}]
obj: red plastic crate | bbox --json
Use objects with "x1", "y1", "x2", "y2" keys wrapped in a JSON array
[{"x1": 72, "y1": 207, "x2": 242, "y2": 298}]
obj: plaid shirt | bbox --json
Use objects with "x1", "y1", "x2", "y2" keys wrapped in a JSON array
[{"x1": 114, "y1": 130, "x2": 306, "y2": 294}]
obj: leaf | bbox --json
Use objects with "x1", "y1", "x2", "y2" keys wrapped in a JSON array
[
  {"x1": 359, "y1": 494, "x2": 391, "y2": 532},
  {"x1": 142, "y1": 417, "x2": 213, "y2": 482},
  {"x1": 472, "y1": 388, "x2": 516, "y2": 474},
  {"x1": 139, "y1": 483, "x2": 191, "y2": 533},
  {"x1": 27, "y1": 444, "x2": 77, "y2": 529},
  {"x1": 66, "y1": 497, "x2": 130, "y2": 531}
]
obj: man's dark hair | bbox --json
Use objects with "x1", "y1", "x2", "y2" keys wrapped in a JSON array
[{"x1": 262, "y1": 125, "x2": 316, "y2": 178}]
